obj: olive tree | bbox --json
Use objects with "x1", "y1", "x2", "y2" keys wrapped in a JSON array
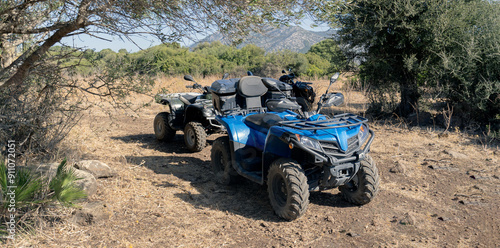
[{"x1": 329, "y1": 0, "x2": 499, "y2": 121}]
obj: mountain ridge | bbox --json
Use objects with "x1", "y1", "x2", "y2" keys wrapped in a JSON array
[{"x1": 190, "y1": 26, "x2": 334, "y2": 53}]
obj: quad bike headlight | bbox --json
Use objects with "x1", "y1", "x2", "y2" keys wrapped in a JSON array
[
  {"x1": 297, "y1": 135, "x2": 322, "y2": 151},
  {"x1": 359, "y1": 124, "x2": 369, "y2": 143}
]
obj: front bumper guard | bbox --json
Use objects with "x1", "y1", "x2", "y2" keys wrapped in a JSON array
[{"x1": 289, "y1": 130, "x2": 375, "y2": 188}]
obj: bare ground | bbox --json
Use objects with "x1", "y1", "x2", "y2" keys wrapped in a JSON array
[{"x1": 12, "y1": 78, "x2": 500, "y2": 247}]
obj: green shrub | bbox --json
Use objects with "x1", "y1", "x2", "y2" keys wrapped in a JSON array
[{"x1": 0, "y1": 158, "x2": 86, "y2": 210}]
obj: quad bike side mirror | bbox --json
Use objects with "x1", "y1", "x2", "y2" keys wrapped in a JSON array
[
  {"x1": 222, "y1": 73, "x2": 229, "y2": 80},
  {"x1": 184, "y1": 75, "x2": 195, "y2": 82},
  {"x1": 282, "y1": 69, "x2": 287, "y2": 74},
  {"x1": 330, "y1": 73, "x2": 340, "y2": 84},
  {"x1": 322, "y1": 93, "x2": 345, "y2": 107}
]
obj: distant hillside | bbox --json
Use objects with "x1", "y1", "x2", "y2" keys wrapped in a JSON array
[{"x1": 191, "y1": 26, "x2": 334, "y2": 53}]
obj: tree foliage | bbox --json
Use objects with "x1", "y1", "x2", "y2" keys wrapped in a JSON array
[
  {"x1": 334, "y1": 0, "x2": 500, "y2": 123},
  {"x1": 65, "y1": 41, "x2": 339, "y2": 79},
  {"x1": 0, "y1": 0, "x2": 321, "y2": 157},
  {"x1": 306, "y1": 38, "x2": 347, "y2": 74}
]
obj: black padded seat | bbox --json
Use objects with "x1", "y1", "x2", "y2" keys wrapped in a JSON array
[
  {"x1": 237, "y1": 76, "x2": 268, "y2": 109},
  {"x1": 244, "y1": 113, "x2": 282, "y2": 133},
  {"x1": 179, "y1": 94, "x2": 198, "y2": 105}
]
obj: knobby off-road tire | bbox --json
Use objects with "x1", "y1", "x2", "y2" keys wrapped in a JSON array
[
  {"x1": 267, "y1": 158, "x2": 309, "y2": 221},
  {"x1": 339, "y1": 155, "x2": 380, "y2": 205},
  {"x1": 211, "y1": 136, "x2": 239, "y2": 185},
  {"x1": 154, "y1": 112, "x2": 176, "y2": 141},
  {"x1": 183, "y1": 121, "x2": 207, "y2": 152}
]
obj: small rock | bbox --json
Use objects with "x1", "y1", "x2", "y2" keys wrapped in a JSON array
[
  {"x1": 346, "y1": 232, "x2": 360, "y2": 237},
  {"x1": 72, "y1": 169, "x2": 97, "y2": 197},
  {"x1": 389, "y1": 160, "x2": 406, "y2": 174},
  {"x1": 438, "y1": 217, "x2": 451, "y2": 221},
  {"x1": 325, "y1": 216, "x2": 334, "y2": 223},
  {"x1": 443, "y1": 150, "x2": 468, "y2": 159},
  {"x1": 260, "y1": 222, "x2": 268, "y2": 228},
  {"x1": 399, "y1": 213, "x2": 416, "y2": 225},
  {"x1": 75, "y1": 160, "x2": 117, "y2": 178}
]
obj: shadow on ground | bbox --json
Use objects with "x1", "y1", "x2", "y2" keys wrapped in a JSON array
[
  {"x1": 114, "y1": 133, "x2": 358, "y2": 221},
  {"x1": 111, "y1": 133, "x2": 216, "y2": 155}
]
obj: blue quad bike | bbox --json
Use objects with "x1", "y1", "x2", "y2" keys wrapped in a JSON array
[{"x1": 209, "y1": 73, "x2": 380, "y2": 220}]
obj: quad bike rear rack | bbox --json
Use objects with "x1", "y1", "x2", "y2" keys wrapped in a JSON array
[{"x1": 279, "y1": 113, "x2": 368, "y2": 130}]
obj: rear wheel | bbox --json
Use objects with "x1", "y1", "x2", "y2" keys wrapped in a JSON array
[
  {"x1": 267, "y1": 158, "x2": 309, "y2": 221},
  {"x1": 339, "y1": 155, "x2": 380, "y2": 205},
  {"x1": 154, "y1": 112, "x2": 175, "y2": 141},
  {"x1": 184, "y1": 121, "x2": 207, "y2": 152},
  {"x1": 211, "y1": 136, "x2": 238, "y2": 185}
]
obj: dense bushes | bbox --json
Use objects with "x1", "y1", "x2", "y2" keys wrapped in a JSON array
[{"x1": 63, "y1": 39, "x2": 346, "y2": 79}]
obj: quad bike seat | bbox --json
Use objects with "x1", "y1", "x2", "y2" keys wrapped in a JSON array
[
  {"x1": 244, "y1": 113, "x2": 282, "y2": 134},
  {"x1": 179, "y1": 94, "x2": 198, "y2": 105},
  {"x1": 237, "y1": 76, "x2": 268, "y2": 109}
]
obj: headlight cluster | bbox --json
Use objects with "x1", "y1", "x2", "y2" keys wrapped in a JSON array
[
  {"x1": 359, "y1": 124, "x2": 369, "y2": 143},
  {"x1": 297, "y1": 135, "x2": 322, "y2": 151}
]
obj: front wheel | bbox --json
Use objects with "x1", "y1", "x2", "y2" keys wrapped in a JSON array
[
  {"x1": 339, "y1": 155, "x2": 380, "y2": 205},
  {"x1": 267, "y1": 158, "x2": 309, "y2": 221},
  {"x1": 154, "y1": 112, "x2": 176, "y2": 141},
  {"x1": 211, "y1": 136, "x2": 239, "y2": 185},
  {"x1": 183, "y1": 121, "x2": 207, "y2": 152}
]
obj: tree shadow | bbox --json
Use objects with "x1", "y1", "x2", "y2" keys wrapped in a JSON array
[
  {"x1": 115, "y1": 133, "x2": 365, "y2": 221},
  {"x1": 124, "y1": 153, "x2": 285, "y2": 222},
  {"x1": 111, "y1": 133, "x2": 216, "y2": 155}
]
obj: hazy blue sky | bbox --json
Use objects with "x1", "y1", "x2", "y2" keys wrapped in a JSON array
[{"x1": 61, "y1": 19, "x2": 329, "y2": 53}]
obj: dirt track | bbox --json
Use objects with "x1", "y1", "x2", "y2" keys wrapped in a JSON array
[{"x1": 16, "y1": 102, "x2": 500, "y2": 247}]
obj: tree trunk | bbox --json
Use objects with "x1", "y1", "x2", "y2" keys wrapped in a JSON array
[
  {"x1": 397, "y1": 82, "x2": 420, "y2": 117},
  {"x1": 0, "y1": 23, "x2": 83, "y2": 93}
]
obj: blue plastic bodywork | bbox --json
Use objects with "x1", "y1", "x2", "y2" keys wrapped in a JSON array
[
  {"x1": 217, "y1": 110, "x2": 362, "y2": 152},
  {"x1": 216, "y1": 110, "x2": 367, "y2": 184}
]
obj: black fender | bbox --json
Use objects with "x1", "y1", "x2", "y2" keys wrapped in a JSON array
[{"x1": 184, "y1": 104, "x2": 207, "y2": 124}]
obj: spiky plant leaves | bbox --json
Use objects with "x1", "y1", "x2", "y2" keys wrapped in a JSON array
[
  {"x1": 49, "y1": 159, "x2": 86, "y2": 206},
  {"x1": 0, "y1": 160, "x2": 43, "y2": 209}
]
